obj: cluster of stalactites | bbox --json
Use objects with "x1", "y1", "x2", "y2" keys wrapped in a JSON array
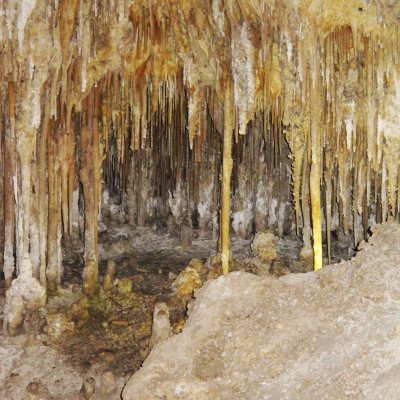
[
  {"x1": 2, "y1": 0, "x2": 400, "y2": 329},
  {"x1": 284, "y1": 24, "x2": 400, "y2": 263},
  {"x1": 108, "y1": 0, "x2": 400, "y2": 266}
]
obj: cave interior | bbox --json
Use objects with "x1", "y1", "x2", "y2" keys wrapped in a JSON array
[{"x1": 2, "y1": 0, "x2": 400, "y2": 399}]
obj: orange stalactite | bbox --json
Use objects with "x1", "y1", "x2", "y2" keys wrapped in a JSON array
[
  {"x1": 47, "y1": 117, "x2": 62, "y2": 292},
  {"x1": 38, "y1": 100, "x2": 50, "y2": 288},
  {"x1": 79, "y1": 89, "x2": 100, "y2": 297}
]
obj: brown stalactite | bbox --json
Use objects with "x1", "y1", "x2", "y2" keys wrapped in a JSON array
[
  {"x1": 59, "y1": 0, "x2": 79, "y2": 66},
  {"x1": 4, "y1": 82, "x2": 16, "y2": 289},
  {"x1": 309, "y1": 54, "x2": 323, "y2": 271},
  {"x1": 66, "y1": 102, "x2": 77, "y2": 237},
  {"x1": 60, "y1": 127, "x2": 71, "y2": 236},
  {"x1": 38, "y1": 99, "x2": 50, "y2": 288},
  {"x1": 47, "y1": 117, "x2": 62, "y2": 292},
  {"x1": 30, "y1": 133, "x2": 40, "y2": 280},
  {"x1": 79, "y1": 90, "x2": 100, "y2": 297},
  {"x1": 93, "y1": 85, "x2": 102, "y2": 242}
]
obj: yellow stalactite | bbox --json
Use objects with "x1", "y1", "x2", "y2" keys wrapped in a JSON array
[
  {"x1": 310, "y1": 47, "x2": 323, "y2": 272},
  {"x1": 310, "y1": 162, "x2": 323, "y2": 271},
  {"x1": 221, "y1": 78, "x2": 233, "y2": 275}
]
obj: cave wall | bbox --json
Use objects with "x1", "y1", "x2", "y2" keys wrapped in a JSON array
[{"x1": 1, "y1": 0, "x2": 400, "y2": 331}]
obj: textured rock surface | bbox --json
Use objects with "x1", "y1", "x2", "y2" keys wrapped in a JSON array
[
  {"x1": 123, "y1": 222, "x2": 400, "y2": 399},
  {"x1": 0, "y1": 331, "x2": 126, "y2": 400}
]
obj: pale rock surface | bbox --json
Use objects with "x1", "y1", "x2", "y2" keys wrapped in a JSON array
[
  {"x1": 0, "y1": 331, "x2": 126, "y2": 400},
  {"x1": 123, "y1": 222, "x2": 400, "y2": 399}
]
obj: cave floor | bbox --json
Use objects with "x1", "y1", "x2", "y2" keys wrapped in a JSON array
[{"x1": 0, "y1": 224, "x2": 353, "y2": 399}]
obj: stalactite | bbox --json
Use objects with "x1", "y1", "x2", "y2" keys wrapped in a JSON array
[
  {"x1": 291, "y1": 136, "x2": 305, "y2": 236},
  {"x1": 47, "y1": 117, "x2": 62, "y2": 292},
  {"x1": 300, "y1": 134, "x2": 313, "y2": 267},
  {"x1": 38, "y1": 98, "x2": 49, "y2": 287},
  {"x1": 30, "y1": 129, "x2": 40, "y2": 280},
  {"x1": 59, "y1": 0, "x2": 80, "y2": 100},
  {"x1": 309, "y1": 46, "x2": 323, "y2": 271},
  {"x1": 221, "y1": 77, "x2": 233, "y2": 274},
  {"x1": 4, "y1": 82, "x2": 16, "y2": 289},
  {"x1": 324, "y1": 152, "x2": 333, "y2": 264},
  {"x1": 79, "y1": 90, "x2": 100, "y2": 297}
]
